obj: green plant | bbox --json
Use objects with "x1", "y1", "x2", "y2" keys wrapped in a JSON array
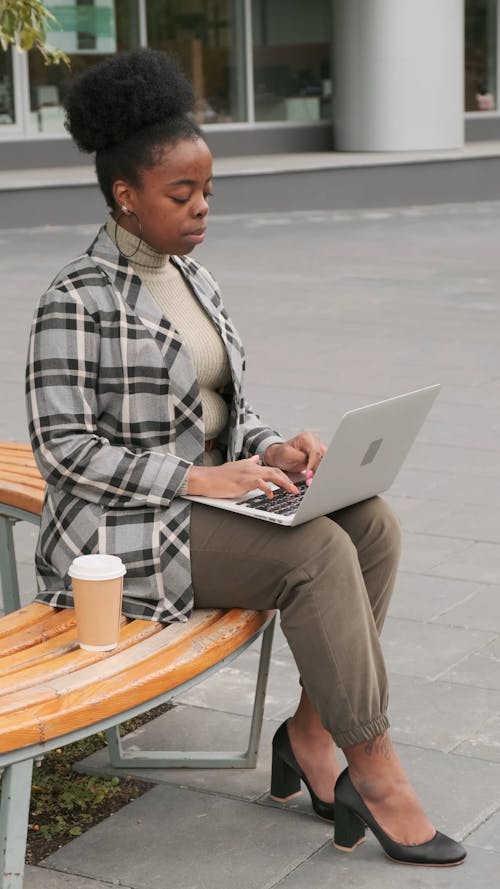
[
  {"x1": 0, "y1": 704, "x2": 172, "y2": 863},
  {"x1": 29, "y1": 739, "x2": 122, "y2": 842},
  {"x1": 0, "y1": 1, "x2": 69, "y2": 65}
]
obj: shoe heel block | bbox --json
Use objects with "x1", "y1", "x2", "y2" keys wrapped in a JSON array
[
  {"x1": 270, "y1": 751, "x2": 302, "y2": 800},
  {"x1": 334, "y1": 800, "x2": 366, "y2": 851}
]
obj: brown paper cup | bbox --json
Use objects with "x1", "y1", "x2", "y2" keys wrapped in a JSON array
[{"x1": 68, "y1": 554, "x2": 127, "y2": 651}]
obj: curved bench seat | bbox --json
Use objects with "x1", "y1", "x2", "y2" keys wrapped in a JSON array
[
  {"x1": 0, "y1": 441, "x2": 276, "y2": 889},
  {"x1": 0, "y1": 601, "x2": 273, "y2": 760}
]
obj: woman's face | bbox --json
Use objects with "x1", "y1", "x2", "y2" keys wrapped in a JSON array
[{"x1": 114, "y1": 137, "x2": 213, "y2": 255}]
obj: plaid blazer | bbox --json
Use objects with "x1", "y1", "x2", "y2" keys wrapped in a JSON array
[{"x1": 26, "y1": 227, "x2": 283, "y2": 622}]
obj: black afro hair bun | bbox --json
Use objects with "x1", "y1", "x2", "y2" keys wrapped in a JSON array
[{"x1": 64, "y1": 48, "x2": 196, "y2": 153}]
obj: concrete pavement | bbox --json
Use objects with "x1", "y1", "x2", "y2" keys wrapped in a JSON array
[{"x1": 1, "y1": 199, "x2": 500, "y2": 887}]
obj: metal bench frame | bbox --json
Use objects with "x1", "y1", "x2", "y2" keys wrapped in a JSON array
[
  {"x1": 0, "y1": 503, "x2": 276, "y2": 889},
  {"x1": 0, "y1": 507, "x2": 38, "y2": 616}
]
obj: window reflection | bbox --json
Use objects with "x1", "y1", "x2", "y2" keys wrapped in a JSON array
[
  {"x1": 465, "y1": 0, "x2": 497, "y2": 111},
  {"x1": 0, "y1": 47, "x2": 15, "y2": 125},
  {"x1": 147, "y1": 0, "x2": 246, "y2": 123},
  {"x1": 252, "y1": 0, "x2": 331, "y2": 122},
  {"x1": 27, "y1": 1, "x2": 139, "y2": 133}
]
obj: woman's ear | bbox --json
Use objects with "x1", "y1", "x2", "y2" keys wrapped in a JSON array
[{"x1": 112, "y1": 180, "x2": 133, "y2": 213}]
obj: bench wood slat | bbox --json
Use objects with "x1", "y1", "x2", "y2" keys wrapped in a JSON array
[
  {"x1": 0, "y1": 607, "x2": 250, "y2": 695},
  {"x1": 0, "y1": 470, "x2": 45, "y2": 487},
  {"x1": 0, "y1": 443, "x2": 33, "y2": 457},
  {"x1": 2, "y1": 610, "x2": 231, "y2": 697},
  {"x1": 0, "y1": 611, "x2": 226, "y2": 694},
  {"x1": 0, "y1": 466, "x2": 44, "y2": 482},
  {"x1": 0, "y1": 483, "x2": 44, "y2": 515},
  {"x1": 0, "y1": 609, "x2": 270, "y2": 753},
  {"x1": 0, "y1": 604, "x2": 56, "y2": 638},
  {"x1": 0, "y1": 442, "x2": 33, "y2": 450},
  {"x1": 0, "y1": 620, "x2": 162, "y2": 689},
  {"x1": 0, "y1": 608, "x2": 77, "y2": 653},
  {"x1": 0, "y1": 441, "x2": 45, "y2": 520},
  {"x1": 0, "y1": 455, "x2": 41, "y2": 468}
]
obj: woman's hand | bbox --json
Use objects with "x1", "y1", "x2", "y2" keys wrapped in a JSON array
[
  {"x1": 263, "y1": 432, "x2": 327, "y2": 484},
  {"x1": 186, "y1": 455, "x2": 299, "y2": 500}
]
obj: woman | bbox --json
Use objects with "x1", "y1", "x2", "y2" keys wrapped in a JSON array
[{"x1": 26, "y1": 49, "x2": 465, "y2": 867}]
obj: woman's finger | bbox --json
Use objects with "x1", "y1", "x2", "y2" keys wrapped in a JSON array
[{"x1": 256, "y1": 477, "x2": 275, "y2": 499}]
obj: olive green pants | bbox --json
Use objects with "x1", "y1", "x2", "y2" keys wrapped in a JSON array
[{"x1": 190, "y1": 496, "x2": 401, "y2": 749}]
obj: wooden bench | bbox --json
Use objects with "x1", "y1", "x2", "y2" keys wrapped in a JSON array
[{"x1": 0, "y1": 442, "x2": 276, "y2": 889}]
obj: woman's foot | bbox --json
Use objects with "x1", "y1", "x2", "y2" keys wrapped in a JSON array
[
  {"x1": 287, "y1": 715, "x2": 341, "y2": 805},
  {"x1": 334, "y1": 767, "x2": 466, "y2": 866},
  {"x1": 346, "y1": 734, "x2": 435, "y2": 846},
  {"x1": 270, "y1": 720, "x2": 337, "y2": 821}
]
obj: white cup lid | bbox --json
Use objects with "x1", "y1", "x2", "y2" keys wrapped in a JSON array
[{"x1": 68, "y1": 554, "x2": 127, "y2": 581}]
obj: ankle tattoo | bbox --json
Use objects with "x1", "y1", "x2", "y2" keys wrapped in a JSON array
[{"x1": 363, "y1": 733, "x2": 392, "y2": 760}]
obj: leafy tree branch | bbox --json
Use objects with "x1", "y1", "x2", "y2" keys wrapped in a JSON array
[{"x1": 0, "y1": 1, "x2": 70, "y2": 65}]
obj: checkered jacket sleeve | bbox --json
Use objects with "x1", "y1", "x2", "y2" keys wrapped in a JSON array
[{"x1": 26, "y1": 280, "x2": 192, "y2": 510}]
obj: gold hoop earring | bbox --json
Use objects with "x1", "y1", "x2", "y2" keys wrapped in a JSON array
[{"x1": 114, "y1": 205, "x2": 143, "y2": 258}]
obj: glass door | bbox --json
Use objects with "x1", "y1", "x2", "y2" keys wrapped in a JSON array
[
  {"x1": 146, "y1": 0, "x2": 248, "y2": 123},
  {"x1": 465, "y1": 0, "x2": 498, "y2": 111},
  {"x1": 0, "y1": 46, "x2": 17, "y2": 131},
  {"x1": 251, "y1": 0, "x2": 331, "y2": 123}
]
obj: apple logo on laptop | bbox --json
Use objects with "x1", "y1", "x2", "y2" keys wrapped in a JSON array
[{"x1": 361, "y1": 438, "x2": 383, "y2": 466}]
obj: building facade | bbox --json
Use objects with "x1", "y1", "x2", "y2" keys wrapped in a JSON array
[{"x1": 0, "y1": 0, "x2": 497, "y2": 165}]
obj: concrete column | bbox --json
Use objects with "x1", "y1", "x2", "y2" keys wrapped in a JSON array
[{"x1": 333, "y1": 0, "x2": 464, "y2": 151}]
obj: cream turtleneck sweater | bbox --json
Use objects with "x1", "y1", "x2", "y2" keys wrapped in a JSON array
[{"x1": 106, "y1": 219, "x2": 231, "y2": 471}]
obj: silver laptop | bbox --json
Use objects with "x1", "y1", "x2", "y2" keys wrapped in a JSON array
[{"x1": 184, "y1": 384, "x2": 440, "y2": 526}]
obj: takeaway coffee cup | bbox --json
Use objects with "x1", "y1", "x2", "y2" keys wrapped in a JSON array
[{"x1": 68, "y1": 554, "x2": 127, "y2": 651}]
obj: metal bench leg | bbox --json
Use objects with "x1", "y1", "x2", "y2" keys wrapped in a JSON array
[
  {"x1": 0, "y1": 759, "x2": 33, "y2": 889},
  {"x1": 0, "y1": 517, "x2": 21, "y2": 614},
  {"x1": 106, "y1": 615, "x2": 276, "y2": 769}
]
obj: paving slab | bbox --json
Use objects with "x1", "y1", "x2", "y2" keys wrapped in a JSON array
[
  {"x1": 175, "y1": 643, "x2": 300, "y2": 718},
  {"x1": 41, "y1": 784, "x2": 333, "y2": 889},
  {"x1": 466, "y1": 808, "x2": 500, "y2": 853},
  {"x1": 430, "y1": 541, "x2": 500, "y2": 583},
  {"x1": 439, "y1": 636, "x2": 500, "y2": 689},
  {"x1": 274, "y1": 843, "x2": 499, "y2": 889},
  {"x1": 59, "y1": 742, "x2": 500, "y2": 886},
  {"x1": 414, "y1": 501, "x2": 500, "y2": 544},
  {"x1": 79, "y1": 707, "x2": 346, "y2": 820},
  {"x1": 381, "y1": 616, "x2": 496, "y2": 680},
  {"x1": 408, "y1": 442, "x2": 500, "y2": 479},
  {"x1": 78, "y1": 707, "x2": 280, "y2": 802},
  {"x1": 391, "y1": 746, "x2": 500, "y2": 840},
  {"x1": 397, "y1": 531, "x2": 474, "y2": 574},
  {"x1": 431, "y1": 585, "x2": 500, "y2": 632},
  {"x1": 385, "y1": 495, "x2": 456, "y2": 535},
  {"x1": 426, "y1": 474, "x2": 500, "y2": 507},
  {"x1": 387, "y1": 673, "x2": 500, "y2": 752},
  {"x1": 388, "y1": 571, "x2": 482, "y2": 623},
  {"x1": 78, "y1": 713, "x2": 499, "y2": 839},
  {"x1": 388, "y1": 469, "x2": 453, "y2": 500},
  {"x1": 454, "y1": 714, "x2": 500, "y2": 764},
  {"x1": 24, "y1": 869, "x2": 123, "y2": 889}
]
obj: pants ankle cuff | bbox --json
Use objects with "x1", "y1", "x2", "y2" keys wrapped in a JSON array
[{"x1": 333, "y1": 714, "x2": 390, "y2": 749}]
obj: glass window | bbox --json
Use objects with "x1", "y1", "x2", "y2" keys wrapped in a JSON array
[
  {"x1": 252, "y1": 0, "x2": 331, "y2": 123},
  {"x1": 0, "y1": 47, "x2": 15, "y2": 126},
  {"x1": 147, "y1": 0, "x2": 247, "y2": 124},
  {"x1": 27, "y1": 1, "x2": 140, "y2": 134},
  {"x1": 465, "y1": 0, "x2": 497, "y2": 111}
]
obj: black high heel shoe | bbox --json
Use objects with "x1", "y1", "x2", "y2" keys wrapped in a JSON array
[
  {"x1": 334, "y1": 768, "x2": 466, "y2": 866},
  {"x1": 270, "y1": 720, "x2": 335, "y2": 822}
]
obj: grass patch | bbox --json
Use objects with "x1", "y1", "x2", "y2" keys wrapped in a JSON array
[{"x1": 1, "y1": 703, "x2": 172, "y2": 865}]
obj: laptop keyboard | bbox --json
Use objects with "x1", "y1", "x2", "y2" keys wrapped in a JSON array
[{"x1": 236, "y1": 480, "x2": 308, "y2": 516}]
